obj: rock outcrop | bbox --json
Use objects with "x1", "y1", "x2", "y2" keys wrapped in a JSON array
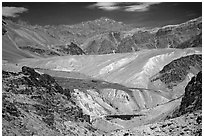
[
  {"x1": 2, "y1": 66, "x2": 101, "y2": 136},
  {"x1": 170, "y1": 71, "x2": 202, "y2": 118}
]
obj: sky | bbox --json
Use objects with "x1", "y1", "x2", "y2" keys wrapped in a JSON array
[{"x1": 2, "y1": 2, "x2": 202, "y2": 27}]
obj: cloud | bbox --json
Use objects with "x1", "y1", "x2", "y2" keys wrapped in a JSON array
[
  {"x1": 2, "y1": 6, "x2": 28, "y2": 17},
  {"x1": 88, "y1": 2, "x2": 120, "y2": 11},
  {"x1": 124, "y1": 2, "x2": 161, "y2": 12},
  {"x1": 88, "y1": 2, "x2": 161, "y2": 12}
]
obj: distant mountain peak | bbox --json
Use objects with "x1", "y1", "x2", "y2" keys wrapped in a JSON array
[
  {"x1": 98, "y1": 17, "x2": 115, "y2": 21},
  {"x1": 94, "y1": 17, "x2": 120, "y2": 24}
]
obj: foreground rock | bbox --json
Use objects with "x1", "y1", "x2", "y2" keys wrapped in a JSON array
[
  {"x1": 168, "y1": 71, "x2": 202, "y2": 118},
  {"x1": 2, "y1": 66, "x2": 103, "y2": 136}
]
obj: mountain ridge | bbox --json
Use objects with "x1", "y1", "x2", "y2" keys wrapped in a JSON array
[{"x1": 2, "y1": 16, "x2": 202, "y2": 62}]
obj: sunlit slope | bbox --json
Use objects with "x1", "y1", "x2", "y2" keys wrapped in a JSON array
[
  {"x1": 15, "y1": 48, "x2": 202, "y2": 130},
  {"x1": 19, "y1": 48, "x2": 201, "y2": 88},
  {"x1": 2, "y1": 35, "x2": 34, "y2": 62},
  {"x1": 2, "y1": 20, "x2": 63, "y2": 62},
  {"x1": 5, "y1": 20, "x2": 62, "y2": 46}
]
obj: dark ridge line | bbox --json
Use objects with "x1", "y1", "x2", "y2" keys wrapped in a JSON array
[{"x1": 104, "y1": 114, "x2": 145, "y2": 120}]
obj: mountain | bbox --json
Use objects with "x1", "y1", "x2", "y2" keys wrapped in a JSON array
[
  {"x1": 2, "y1": 47, "x2": 202, "y2": 135},
  {"x1": 2, "y1": 17, "x2": 86, "y2": 62},
  {"x1": 83, "y1": 17, "x2": 202, "y2": 54},
  {"x1": 2, "y1": 16, "x2": 202, "y2": 62},
  {"x1": 2, "y1": 16, "x2": 202, "y2": 136}
]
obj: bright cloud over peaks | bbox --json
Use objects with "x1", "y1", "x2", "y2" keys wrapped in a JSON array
[
  {"x1": 2, "y1": 6, "x2": 28, "y2": 17},
  {"x1": 88, "y1": 2, "x2": 120, "y2": 11},
  {"x1": 88, "y1": 2, "x2": 161, "y2": 12}
]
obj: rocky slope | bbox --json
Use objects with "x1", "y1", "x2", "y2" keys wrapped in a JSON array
[
  {"x1": 2, "y1": 48, "x2": 199, "y2": 133},
  {"x1": 83, "y1": 17, "x2": 202, "y2": 54},
  {"x1": 121, "y1": 71, "x2": 202, "y2": 136},
  {"x1": 2, "y1": 64, "x2": 202, "y2": 136},
  {"x1": 149, "y1": 54, "x2": 202, "y2": 99},
  {"x1": 2, "y1": 66, "x2": 104, "y2": 136},
  {"x1": 169, "y1": 71, "x2": 202, "y2": 118}
]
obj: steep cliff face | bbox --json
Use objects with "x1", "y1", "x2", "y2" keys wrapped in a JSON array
[{"x1": 169, "y1": 71, "x2": 202, "y2": 118}]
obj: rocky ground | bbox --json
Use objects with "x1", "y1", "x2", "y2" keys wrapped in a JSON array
[
  {"x1": 110, "y1": 71, "x2": 202, "y2": 136},
  {"x1": 2, "y1": 66, "x2": 202, "y2": 136},
  {"x1": 2, "y1": 66, "x2": 103, "y2": 136}
]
